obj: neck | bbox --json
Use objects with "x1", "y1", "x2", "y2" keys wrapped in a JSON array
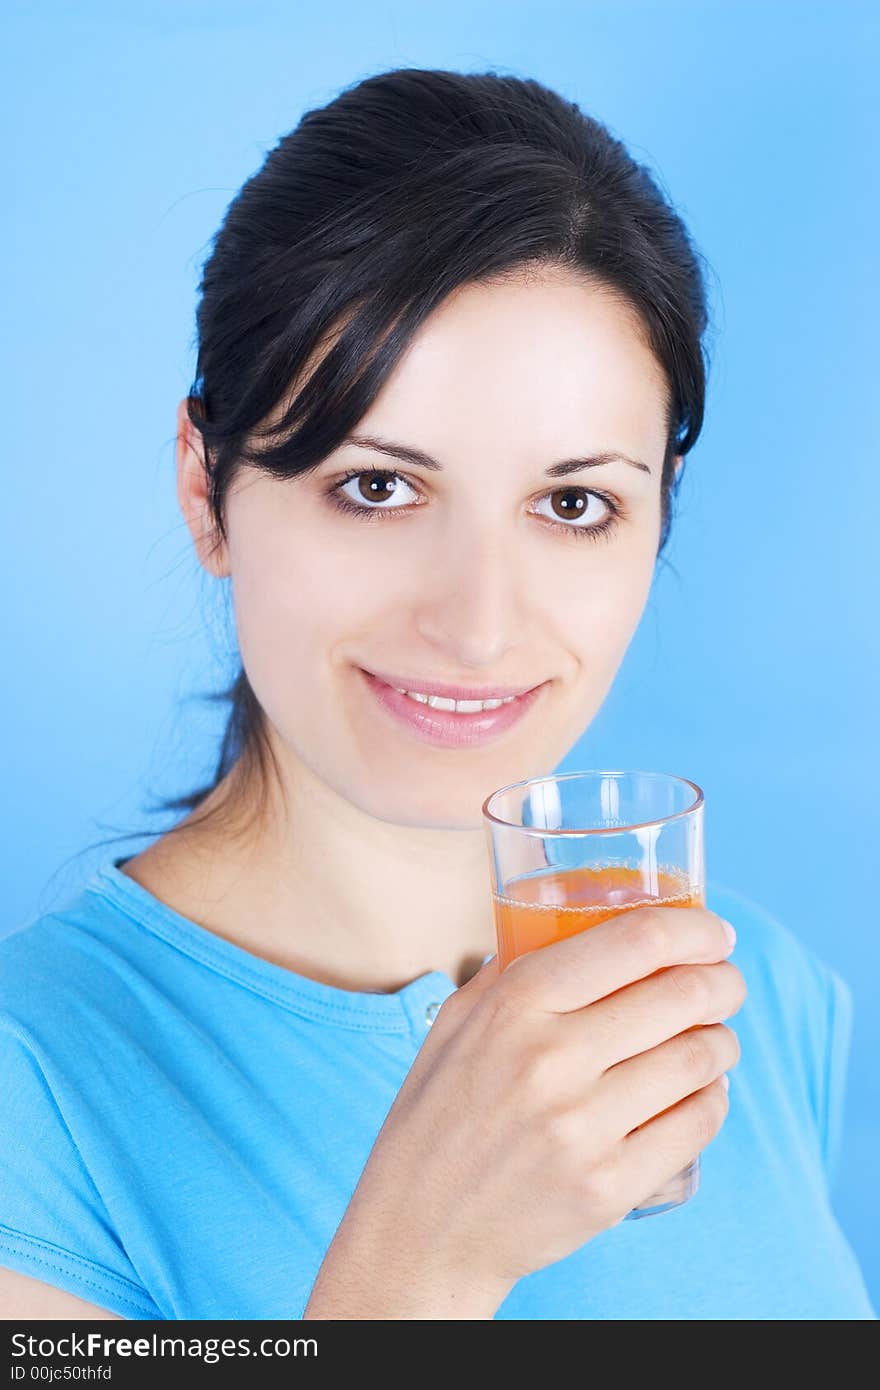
[{"x1": 137, "y1": 753, "x2": 498, "y2": 994}]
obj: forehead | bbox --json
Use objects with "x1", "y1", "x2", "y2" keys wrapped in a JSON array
[{"x1": 360, "y1": 268, "x2": 670, "y2": 463}]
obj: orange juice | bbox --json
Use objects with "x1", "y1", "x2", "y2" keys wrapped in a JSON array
[{"x1": 493, "y1": 863, "x2": 702, "y2": 971}]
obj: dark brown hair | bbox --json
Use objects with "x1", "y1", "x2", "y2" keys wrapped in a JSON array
[{"x1": 87, "y1": 65, "x2": 713, "y2": 860}]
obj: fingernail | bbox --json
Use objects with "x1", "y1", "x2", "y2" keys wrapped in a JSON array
[
  {"x1": 722, "y1": 921, "x2": 737, "y2": 952},
  {"x1": 721, "y1": 1073, "x2": 730, "y2": 1092}
]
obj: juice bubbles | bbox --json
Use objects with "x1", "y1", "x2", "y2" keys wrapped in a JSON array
[{"x1": 493, "y1": 864, "x2": 702, "y2": 971}]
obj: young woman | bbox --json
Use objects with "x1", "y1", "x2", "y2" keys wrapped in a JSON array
[{"x1": 1, "y1": 68, "x2": 874, "y2": 1321}]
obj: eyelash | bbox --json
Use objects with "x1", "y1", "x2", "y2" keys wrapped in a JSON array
[{"x1": 325, "y1": 469, "x2": 625, "y2": 542}]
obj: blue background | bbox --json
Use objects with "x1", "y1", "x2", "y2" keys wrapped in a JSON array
[{"x1": 3, "y1": 1, "x2": 878, "y2": 1303}]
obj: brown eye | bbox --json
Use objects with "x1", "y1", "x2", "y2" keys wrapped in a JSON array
[
  {"x1": 334, "y1": 470, "x2": 419, "y2": 509},
  {"x1": 355, "y1": 471, "x2": 403, "y2": 504},
  {"x1": 534, "y1": 487, "x2": 615, "y2": 531},
  {"x1": 549, "y1": 487, "x2": 590, "y2": 521},
  {"x1": 328, "y1": 469, "x2": 622, "y2": 543}
]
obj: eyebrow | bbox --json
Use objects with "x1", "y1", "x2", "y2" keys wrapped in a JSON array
[{"x1": 339, "y1": 433, "x2": 652, "y2": 477}]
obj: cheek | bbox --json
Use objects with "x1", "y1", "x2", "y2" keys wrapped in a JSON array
[
  {"x1": 228, "y1": 521, "x2": 363, "y2": 715},
  {"x1": 546, "y1": 543, "x2": 656, "y2": 660}
]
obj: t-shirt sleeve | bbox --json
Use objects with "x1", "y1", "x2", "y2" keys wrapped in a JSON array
[
  {"x1": 0, "y1": 1015, "x2": 163, "y2": 1319},
  {"x1": 811, "y1": 961, "x2": 854, "y2": 1194},
  {"x1": 707, "y1": 881, "x2": 856, "y2": 1198}
]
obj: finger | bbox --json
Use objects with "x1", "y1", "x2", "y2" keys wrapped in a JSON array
[
  {"x1": 433, "y1": 952, "x2": 501, "y2": 1027},
  {"x1": 595, "y1": 1023, "x2": 740, "y2": 1141},
  {"x1": 612, "y1": 1076, "x2": 730, "y2": 1211},
  {"x1": 502, "y1": 905, "x2": 736, "y2": 1014},
  {"x1": 561, "y1": 959, "x2": 746, "y2": 1072}
]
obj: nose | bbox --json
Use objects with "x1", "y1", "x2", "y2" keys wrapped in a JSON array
[{"x1": 413, "y1": 517, "x2": 526, "y2": 669}]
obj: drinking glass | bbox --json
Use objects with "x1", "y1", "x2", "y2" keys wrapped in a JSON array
[{"x1": 482, "y1": 769, "x2": 705, "y2": 1219}]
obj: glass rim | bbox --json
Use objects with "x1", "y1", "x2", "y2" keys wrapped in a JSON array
[{"x1": 481, "y1": 768, "x2": 704, "y2": 837}]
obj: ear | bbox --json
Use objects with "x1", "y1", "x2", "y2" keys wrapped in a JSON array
[{"x1": 176, "y1": 397, "x2": 230, "y2": 579}]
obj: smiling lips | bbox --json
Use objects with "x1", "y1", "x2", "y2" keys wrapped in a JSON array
[
  {"x1": 358, "y1": 667, "x2": 548, "y2": 748},
  {"x1": 391, "y1": 687, "x2": 520, "y2": 713}
]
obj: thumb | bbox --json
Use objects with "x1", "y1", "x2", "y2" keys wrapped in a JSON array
[
  {"x1": 460, "y1": 952, "x2": 501, "y2": 995},
  {"x1": 410, "y1": 954, "x2": 500, "y2": 1068}
]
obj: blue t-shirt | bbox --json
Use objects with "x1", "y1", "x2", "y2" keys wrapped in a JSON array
[{"x1": 0, "y1": 857, "x2": 874, "y2": 1320}]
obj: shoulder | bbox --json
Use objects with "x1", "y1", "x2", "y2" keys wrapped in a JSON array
[
  {"x1": 0, "y1": 876, "x2": 129, "y2": 1039},
  {"x1": 0, "y1": 872, "x2": 162, "y2": 1127},
  {"x1": 0, "y1": 869, "x2": 136, "y2": 1150},
  {"x1": 705, "y1": 877, "x2": 850, "y2": 1025},
  {"x1": 0, "y1": 884, "x2": 164, "y2": 1320},
  {"x1": 705, "y1": 877, "x2": 853, "y2": 1186}
]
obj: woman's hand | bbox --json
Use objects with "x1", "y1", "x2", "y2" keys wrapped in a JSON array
[{"x1": 304, "y1": 905, "x2": 745, "y2": 1319}]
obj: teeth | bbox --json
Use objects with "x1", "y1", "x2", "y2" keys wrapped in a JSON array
[{"x1": 391, "y1": 686, "x2": 520, "y2": 713}]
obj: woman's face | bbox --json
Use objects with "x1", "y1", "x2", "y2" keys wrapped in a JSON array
[{"x1": 181, "y1": 267, "x2": 675, "y2": 831}]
